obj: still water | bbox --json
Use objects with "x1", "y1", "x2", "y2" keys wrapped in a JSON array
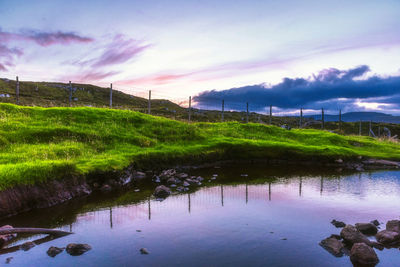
[{"x1": 1, "y1": 165, "x2": 400, "y2": 266}]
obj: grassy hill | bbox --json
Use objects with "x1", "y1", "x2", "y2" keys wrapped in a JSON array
[{"x1": 0, "y1": 103, "x2": 399, "y2": 190}]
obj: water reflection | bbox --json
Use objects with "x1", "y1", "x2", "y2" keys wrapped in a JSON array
[{"x1": 1, "y1": 166, "x2": 400, "y2": 267}]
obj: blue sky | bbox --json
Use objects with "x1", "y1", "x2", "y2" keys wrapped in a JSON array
[{"x1": 1, "y1": 0, "x2": 400, "y2": 113}]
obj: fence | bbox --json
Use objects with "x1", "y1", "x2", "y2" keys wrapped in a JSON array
[{"x1": 1, "y1": 76, "x2": 397, "y2": 138}]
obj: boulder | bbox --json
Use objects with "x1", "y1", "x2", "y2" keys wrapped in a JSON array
[
  {"x1": 20, "y1": 241, "x2": 35, "y2": 251},
  {"x1": 330, "y1": 234, "x2": 342, "y2": 240},
  {"x1": 66, "y1": 243, "x2": 92, "y2": 256},
  {"x1": 5, "y1": 257, "x2": 12, "y2": 264},
  {"x1": 386, "y1": 220, "x2": 400, "y2": 233},
  {"x1": 370, "y1": 220, "x2": 380, "y2": 226},
  {"x1": 319, "y1": 237, "x2": 344, "y2": 256},
  {"x1": 350, "y1": 243, "x2": 379, "y2": 266},
  {"x1": 47, "y1": 246, "x2": 64, "y2": 257},
  {"x1": 133, "y1": 171, "x2": 146, "y2": 180},
  {"x1": 355, "y1": 223, "x2": 378, "y2": 235},
  {"x1": 153, "y1": 185, "x2": 171, "y2": 199},
  {"x1": 183, "y1": 181, "x2": 190, "y2": 187},
  {"x1": 375, "y1": 230, "x2": 400, "y2": 245},
  {"x1": 160, "y1": 169, "x2": 176, "y2": 180},
  {"x1": 340, "y1": 225, "x2": 372, "y2": 246},
  {"x1": 140, "y1": 248, "x2": 149, "y2": 254},
  {"x1": 167, "y1": 178, "x2": 176, "y2": 184},
  {"x1": 331, "y1": 219, "x2": 346, "y2": 228},
  {"x1": 177, "y1": 173, "x2": 188, "y2": 179}
]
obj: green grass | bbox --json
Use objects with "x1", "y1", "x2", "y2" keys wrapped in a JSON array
[{"x1": 0, "y1": 103, "x2": 399, "y2": 190}]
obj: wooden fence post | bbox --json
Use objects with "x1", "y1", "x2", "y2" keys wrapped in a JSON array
[
  {"x1": 369, "y1": 120, "x2": 372, "y2": 136},
  {"x1": 16, "y1": 76, "x2": 19, "y2": 105},
  {"x1": 246, "y1": 102, "x2": 249, "y2": 123},
  {"x1": 359, "y1": 120, "x2": 362, "y2": 136},
  {"x1": 188, "y1": 96, "x2": 191, "y2": 122},
  {"x1": 148, "y1": 90, "x2": 151, "y2": 114},
  {"x1": 321, "y1": 108, "x2": 324, "y2": 129},
  {"x1": 300, "y1": 108, "x2": 303, "y2": 128},
  {"x1": 221, "y1": 99, "x2": 224, "y2": 122},
  {"x1": 339, "y1": 109, "x2": 342, "y2": 132},
  {"x1": 269, "y1": 105, "x2": 272, "y2": 125},
  {"x1": 109, "y1": 83, "x2": 113, "y2": 108},
  {"x1": 69, "y1": 81, "x2": 72, "y2": 107}
]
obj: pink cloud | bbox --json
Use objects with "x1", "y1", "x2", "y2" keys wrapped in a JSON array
[
  {"x1": 0, "y1": 29, "x2": 93, "y2": 46},
  {"x1": 90, "y1": 34, "x2": 151, "y2": 67},
  {"x1": 64, "y1": 70, "x2": 120, "y2": 82},
  {"x1": 0, "y1": 45, "x2": 23, "y2": 71}
]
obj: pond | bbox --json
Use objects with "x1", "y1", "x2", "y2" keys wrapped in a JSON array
[{"x1": 0, "y1": 164, "x2": 400, "y2": 266}]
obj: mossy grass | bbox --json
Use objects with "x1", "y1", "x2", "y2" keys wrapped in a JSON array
[{"x1": 0, "y1": 103, "x2": 399, "y2": 190}]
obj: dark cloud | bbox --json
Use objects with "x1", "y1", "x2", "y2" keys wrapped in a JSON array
[{"x1": 193, "y1": 65, "x2": 400, "y2": 113}]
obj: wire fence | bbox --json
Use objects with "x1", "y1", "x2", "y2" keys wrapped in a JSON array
[{"x1": 0, "y1": 76, "x2": 398, "y2": 138}]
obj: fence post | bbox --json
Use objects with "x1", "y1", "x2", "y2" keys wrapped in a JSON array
[
  {"x1": 269, "y1": 105, "x2": 272, "y2": 125},
  {"x1": 148, "y1": 90, "x2": 151, "y2": 114},
  {"x1": 188, "y1": 96, "x2": 191, "y2": 122},
  {"x1": 359, "y1": 120, "x2": 362, "y2": 136},
  {"x1": 378, "y1": 125, "x2": 381, "y2": 137},
  {"x1": 321, "y1": 108, "x2": 324, "y2": 129},
  {"x1": 69, "y1": 81, "x2": 72, "y2": 107},
  {"x1": 339, "y1": 109, "x2": 342, "y2": 132},
  {"x1": 16, "y1": 76, "x2": 19, "y2": 105},
  {"x1": 221, "y1": 99, "x2": 224, "y2": 122},
  {"x1": 369, "y1": 120, "x2": 372, "y2": 136},
  {"x1": 299, "y1": 108, "x2": 303, "y2": 128},
  {"x1": 109, "y1": 83, "x2": 113, "y2": 108},
  {"x1": 246, "y1": 102, "x2": 249, "y2": 123}
]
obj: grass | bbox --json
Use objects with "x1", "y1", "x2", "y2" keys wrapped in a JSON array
[{"x1": 0, "y1": 103, "x2": 399, "y2": 190}]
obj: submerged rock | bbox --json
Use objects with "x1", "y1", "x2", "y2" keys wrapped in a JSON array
[
  {"x1": 355, "y1": 223, "x2": 378, "y2": 235},
  {"x1": 386, "y1": 220, "x2": 400, "y2": 233},
  {"x1": 331, "y1": 219, "x2": 346, "y2": 228},
  {"x1": 319, "y1": 237, "x2": 344, "y2": 256},
  {"x1": 5, "y1": 257, "x2": 12, "y2": 264},
  {"x1": 183, "y1": 182, "x2": 190, "y2": 187},
  {"x1": 153, "y1": 185, "x2": 171, "y2": 199},
  {"x1": 0, "y1": 225, "x2": 17, "y2": 248},
  {"x1": 20, "y1": 241, "x2": 35, "y2": 251},
  {"x1": 100, "y1": 184, "x2": 112, "y2": 192},
  {"x1": 375, "y1": 230, "x2": 400, "y2": 245},
  {"x1": 133, "y1": 171, "x2": 146, "y2": 180},
  {"x1": 47, "y1": 246, "x2": 64, "y2": 257},
  {"x1": 66, "y1": 243, "x2": 92, "y2": 256},
  {"x1": 340, "y1": 225, "x2": 372, "y2": 246},
  {"x1": 140, "y1": 248, "x2": 149, "y2": 254},
  {"x1": 350, "y1": 243, "x2": 379, "y2": 267}
]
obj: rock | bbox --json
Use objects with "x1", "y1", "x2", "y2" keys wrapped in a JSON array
[
  {"x1": 355, "y1": 223, "x2": 378, "y2": 235},
  {"x1": 335, "y1": 159, "x2": 344, "y2": 164},
  {"x1": 386, "y1": 220, "x2": 400, "y2": 233},
  {"x1": 183, "y1": 182, "x2": 190, "y2": 187},
  {"x1": 240, "y1": 174, "x2": 248, "y2": 177},
  {"x1": 371, "y1": 242, "x2": 384, "y2": 251},
  {"x1": 319, "y1": 237, "x2": 344, "y2": 256},
  {"x1": 133, "y1": 171, "x2": 146, "y2": 180},
  {"x1": 340, "y1": 225, "x2": 372, "y2": 246},
  {"x1": 197, "y1": 176, "x2": 204, "y2": 181},
  {"x1": 176, "y1": 186, "x2": 184, "y2": 192},
  {"x1": 331, "y1": 219, "x2": 346, "y2": 228},
  {"x1": 167, "y1": 178, "x2": 176, "y2": 184},
  {"x1": 0, "y1": 225, "x2": 17, "y2": 248},
  {"x1": 20, "y1": 241, "x2": 35, "y2": 251},
  {"x1": 375, "y1": 230, "x2": 400, "y2": 245},
  {"x1": 100, "y1": 184, "x2": 112, "y2": 192},
  {"x1": 5, "y1": 257, "x2": 12, "y2": 264},
  {"x1": 153, "y1": 185, "x2": 171, "y2": 199},
  {"x1": 177, "y1": 173, "x2": 188, "y2": 179},
  {"x1": 330, "y1": 234, "x2": 342, "y2": 240},
  {"x1": 47, "y1": 246, "x2": 64, "y2": 257},
  {"x1": 350, "y1": 243, "x2": 379, "y2": 266},
  {"x1": 212, "y1": 174, "x2": 218, "y2": 177},
  {"x1": 66, "y1": 243, "x2": 92, "y2": 256},
  {"x1": 140, "y1": 248, "x2": 149, "y2": 254},
  {"x1": 153, "y1": 176, "x2": 161, "y2": 183},
  {"x1": 370, "y1": 220, "x2": 380, "y2": 226},
  {"x1": 160, "y1": 169, "x2": 176, "y2": 180},
  {"x1": 170, "y1": 184, "x2": 177, "y2": 188}
]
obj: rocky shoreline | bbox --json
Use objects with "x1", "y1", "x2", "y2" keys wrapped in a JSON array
[
  {"x1": 0, "y1": 157, "x2": 399, "y2": 219},
  {"x1": 320, "y1": 219, "x2": 400, "y2": 266}
]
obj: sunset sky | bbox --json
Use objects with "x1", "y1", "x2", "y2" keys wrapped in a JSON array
[{"x1": 1, "y1": 0, "x2": 400, "y2": 113}]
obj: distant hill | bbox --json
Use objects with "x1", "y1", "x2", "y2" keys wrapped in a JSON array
[{"x1": 306, "y1": 112, "x2": 400, "y2": 123}]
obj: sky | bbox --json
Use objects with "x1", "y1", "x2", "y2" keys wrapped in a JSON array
[{"x1": 0, "y1": 0, "x2": 400, "y2": 114}]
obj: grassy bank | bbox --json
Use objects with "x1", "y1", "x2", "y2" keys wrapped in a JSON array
[{"x1": 0, "y1": 103, "x2": 399, "y2": 190}]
